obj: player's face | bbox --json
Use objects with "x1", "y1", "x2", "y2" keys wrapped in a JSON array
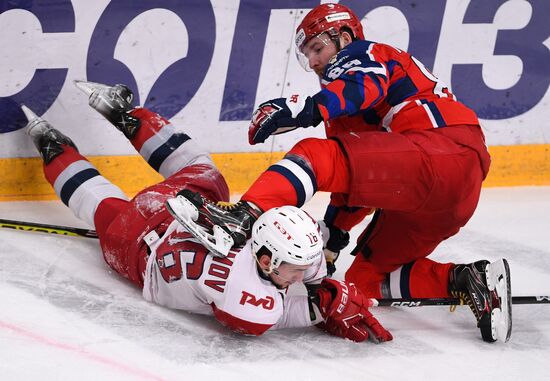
[
  {"x1": 300, "y1": 33, "x2": 338, "y2": 76},
  {"x1": 269, "y1": 262, "x2": 311, "y2": 289}
]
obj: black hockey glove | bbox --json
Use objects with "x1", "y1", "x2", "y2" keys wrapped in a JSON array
[
  {"x1": 319, "y1": 220, "x2": 350, "y2": 276},
  {"x1": 248, "y1": 95, "x2": 322, "y2": 145}
]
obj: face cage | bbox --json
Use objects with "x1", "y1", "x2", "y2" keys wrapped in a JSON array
[{"x1": 295, "y1": 31, "x2": 339, "y2": 72}]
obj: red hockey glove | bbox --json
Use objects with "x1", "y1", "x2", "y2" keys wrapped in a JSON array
[
  {"x1": 315, "y1": 278, "x2": 393, "y2": 343},
  {"x1": 248, "y1": 95, "x2": 322, "y2": 145}
]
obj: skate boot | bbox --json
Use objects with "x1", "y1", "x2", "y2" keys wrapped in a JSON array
[
  {"x1": 22, "y1": 105, "x2": 78, "y2": 164},
  {"x1": 166, "y1": 189, "x2": 262, "y2": 256},
  {"x1": 449, "y1": 259, "x2": 512, "y2": 342},
  {"x1": 74, "y1": 80, "x2": 140, "y2": 139}
]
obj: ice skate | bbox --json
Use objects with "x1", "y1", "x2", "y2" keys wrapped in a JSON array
[
  {"x1": 22, "y1": 105, "x2": 77, "y2": 164},
  {"x1": 167, "y1": 189, "x2": 262, "y2": 252},
  {"x1": 449, "y1": 259, "x2": 512, "y2": 342},
  {"x1": 74, "y1": 80, "x2": 140, "y2": 138},
  {"x1": 165, "y1": 194, "x2": 234, "y2": 257}
]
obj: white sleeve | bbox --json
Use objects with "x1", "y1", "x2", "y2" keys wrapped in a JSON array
[{"x1": 270, "y1": 294, "x2": 314, "y2": 329}]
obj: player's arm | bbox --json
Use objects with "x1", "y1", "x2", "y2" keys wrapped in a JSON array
[
  {"x1": 211, "y1": 303, "x2": 276, "y2": 336},
  {"x1": 248, "y1": 41, "x2": 388, "y2": 145},
  {"x1": 209, "y1": 279, "x2": 284, "y2": 336},
  {"x1": 313, "y1": 43, "x2": 389, "y2": 121}
]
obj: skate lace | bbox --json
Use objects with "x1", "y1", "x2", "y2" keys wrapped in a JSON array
[
  {"x1": 215, "y1": 201, "x2": 239, "y2": 211},
  {"x1": 450, "y1": 290, "x2": 481, "y2": 321}
]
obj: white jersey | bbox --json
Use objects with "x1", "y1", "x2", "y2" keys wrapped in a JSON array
[{"x1": 142, "y1": 220, "x2": 326, "y2": 335}]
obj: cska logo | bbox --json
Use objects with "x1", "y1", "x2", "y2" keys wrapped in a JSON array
[{"x1": 240, "y1": 291, "x2": 275, "y2": 310}]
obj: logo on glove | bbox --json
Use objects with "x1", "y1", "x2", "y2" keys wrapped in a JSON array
[{"x1": 251, "y1": 103, "x2": 281, "y2": 127}]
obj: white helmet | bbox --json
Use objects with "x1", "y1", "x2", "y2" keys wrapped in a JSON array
[{"x1": 251, "y1": 206, "x2": 323, "y2": 269}]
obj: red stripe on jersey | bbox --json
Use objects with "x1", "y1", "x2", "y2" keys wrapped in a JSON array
[
  {"x1": 390, "y1": 98, "x2": 478, "y2": 132},
  {"x1": 318, "y1": 103, "x2": 329, "y2": 121},
  {"x1": 129, "y1": 108, "x2": 170, "y2": 151},
  {"x1": 361, "y1": 74, "x2": 385, "y2": 110},
  {"x1": 43, "y1": 146, "x2": 88, "y2": 185},
  {"x1": 325, "y1": 80, "x2": 347, "y2": 112},
  {"x1": 317, "y1": 41, "x2": 479, "y2": 136},
  {"x1": 211, "y1": 304, "x2": 273, "y2": 336}
]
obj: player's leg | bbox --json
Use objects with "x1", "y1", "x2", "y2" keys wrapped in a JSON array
[
  {"x1": 242, "y1": 137, "x2": 350, "y2": 209},
  {"x1": 342, "y1": 128, "x2": 509, "y2": 341},
  {"x1": 175, "y1": 137, "x2": 350, "y2": 246},
  {"x1": 23, "y1": 106, "x2": 142, "y2": 283},
  {"x1": 24, "y1": 105, "x2": 128, "y2": 230},
  {"x1": 75, "y1": 81, "x2": 212, "y2": 179},
  {"x1": 345, "y1": 209, "x2": 455, "y2": 299},
  {"x1": 341, "y1": 128, "x2": 476, "y2": 296}
]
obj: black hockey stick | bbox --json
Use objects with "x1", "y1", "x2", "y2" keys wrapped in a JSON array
[
  {"x1": 371, "y1": 296, "x2": 550, "y2": 307},
  {"x1": 0, "y1": 218, "x2": 98, "y2": 239}
]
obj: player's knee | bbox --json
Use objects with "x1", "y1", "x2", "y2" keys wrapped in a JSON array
[{"x1": 288, "y1": 138, "x2": 336, "y2": 161}]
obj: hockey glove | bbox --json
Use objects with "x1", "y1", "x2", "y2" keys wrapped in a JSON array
[
  {"x1": 248, "y1": 95, "x2": 322, "y2": 145},
  {"x1": 314, "y1": 278, "x2": 392, "y2": 343},
  {"x1": 318, "y1": 220, "x2": 350, "y2": 277}
]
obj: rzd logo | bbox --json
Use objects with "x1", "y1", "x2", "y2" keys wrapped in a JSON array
[{"x1": 240, "y1": 291, "x2": 274, "y2": 310}]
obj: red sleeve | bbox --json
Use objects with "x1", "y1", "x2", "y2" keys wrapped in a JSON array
[{"x1": 211, "y1": 304, "x2": 274, "y2": 336}]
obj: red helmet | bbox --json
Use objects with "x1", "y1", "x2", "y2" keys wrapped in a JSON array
[{"x1": 295, "y1": 3, "x2": 365, "y2": 52}]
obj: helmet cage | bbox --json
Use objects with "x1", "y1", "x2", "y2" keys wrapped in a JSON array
[{"x1": 294, "y1": 4, "x2": 365, "y2": 71}]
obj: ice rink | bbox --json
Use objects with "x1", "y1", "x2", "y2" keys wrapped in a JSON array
[{"x1": 1, "y1": 187, "x2": 549, "y2": 381}]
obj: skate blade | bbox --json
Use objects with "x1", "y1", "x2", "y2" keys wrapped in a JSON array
[
  {"x1": 166, "y1": 196, "x2": 234, "y2": 257},
  {"x1": 74, "y1": 80, "x2": 110, "y2": 97},
  {"x1": 20, "y1": 104, "x2": 41, "y2": 123},
  {"x1": 487, "y1": 258, "x2": 512, "y2": 342}
]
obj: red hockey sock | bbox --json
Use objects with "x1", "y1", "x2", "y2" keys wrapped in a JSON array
[
  {"x1": 43, "y1": 146, "x2": 87, "y2": 185},
  {"x1": 408, "y1": 258, "x2": 453, "y2": 298},
  {"x1": 242, "y1": 138, "x2": 350, "y2": 211},
  {"x1": 242, "y1": 171, "x2": 298, "y2": 211},
  {"x1": 128, "y1": 107, "x2": 171, "y2": 152}
]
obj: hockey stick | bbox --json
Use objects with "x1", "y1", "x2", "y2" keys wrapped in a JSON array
[
  {"x1": 370, "y1": 296, "x2": 550, "y2": 307},
  {"x1": 0, "y1": 218, "x2": 98, "y2": 239},
  {"x1": 2, "y1": 217, "x2": 549, "y2": 307}
]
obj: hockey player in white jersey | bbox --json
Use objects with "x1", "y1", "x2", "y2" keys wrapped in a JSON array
[{"x1": 21, "y1": 80, "x2": 392, "y2": 342}]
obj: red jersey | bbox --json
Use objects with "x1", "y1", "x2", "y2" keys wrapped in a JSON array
[{"x1": 312, "y1": 40, "x2": 480, "y2": 138}]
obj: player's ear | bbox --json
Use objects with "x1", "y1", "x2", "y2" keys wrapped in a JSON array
[
  {"x1": 258, "y1": 254, "x2": 271, "y2": 271},
  {"x1": 340, "y1": 31, "x2": 354, "y2": 48}
]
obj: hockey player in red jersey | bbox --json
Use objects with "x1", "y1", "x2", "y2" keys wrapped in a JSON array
[
  {"x1": 21, "y1": 80, "x2": 392, "y2": 343},
  {"x1": 177, "y1": 4, "x2": 512, "y2": 342}
]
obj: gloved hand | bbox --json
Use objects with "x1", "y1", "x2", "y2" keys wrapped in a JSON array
[
  {"x1": 314, "y1": 278, "x2": 393, "y2": 343},
  {"x1": 248, "y1": 94, "x2": 322, "y2": 145},
  {"x1": 318, "y1": 220, "x2": 350, "y2": 276}
]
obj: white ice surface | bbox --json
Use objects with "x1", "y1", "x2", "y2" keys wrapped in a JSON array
[{"x1": 1, "y1": 187, "x2": 549, "y2": 381}]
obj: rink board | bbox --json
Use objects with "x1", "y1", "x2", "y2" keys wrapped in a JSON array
[{"x1": 1, "y1": 144, "x2": 549, "y2": 201}]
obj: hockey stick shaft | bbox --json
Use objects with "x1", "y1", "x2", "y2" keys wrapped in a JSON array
[
  {"x1": 1, "y1": 218, "x2": 549, "y2": 306},
  {"x1": 0, "y1": 218, "x2": 98, "y2": 239},
  {"x1": 371, "y1": 296, "x2": 550, "y2": 307}
]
